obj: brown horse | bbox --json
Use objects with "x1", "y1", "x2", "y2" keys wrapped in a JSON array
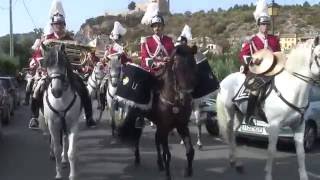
[{"x1": 151, "y1": 44, "x2": 197, "y2": 180}]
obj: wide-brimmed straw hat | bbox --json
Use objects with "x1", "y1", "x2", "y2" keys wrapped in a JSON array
[{"x1": 249, "y1": 49, "x2": 286, "y2": 76}]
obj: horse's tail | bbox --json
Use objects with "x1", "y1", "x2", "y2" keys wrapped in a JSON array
[{"x1": 216, "y1": 91, "x2": 230, "y2": 144}]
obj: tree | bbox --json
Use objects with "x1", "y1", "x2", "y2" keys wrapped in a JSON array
[
  {"x1": 33, "y1": 28, "x2": 43, "y2": 38},
  {"x1": 303, "y1": 1, "x2": 311, "y2": 7},
  {"x1": 128, "y1": 1, "x2": 136, "y2": 11},
  {"x1": 184, "y1": 11, "x2": 192, "y2": 17}
]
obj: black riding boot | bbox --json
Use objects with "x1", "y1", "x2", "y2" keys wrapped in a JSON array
[
  {"x1": 29, "y1": 97, "x2": 40, "y2": 129},
  {"x1": 73, "y1": 75, "x2": 96, "y2": 128},
  {"x1": 245, "y1": 94, "x2": 258, "y2": 126}
]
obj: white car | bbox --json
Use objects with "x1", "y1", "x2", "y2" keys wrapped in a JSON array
[{"x1": 237, "y1": 85, "x2": 320, "y2": 152}]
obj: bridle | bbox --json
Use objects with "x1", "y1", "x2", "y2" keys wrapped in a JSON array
[{"x1": 159, "y1": 50, "x2": 195, "y2": 108}]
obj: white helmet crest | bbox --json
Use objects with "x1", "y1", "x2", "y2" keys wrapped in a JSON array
[
  {"x1": 141, "y1": 1, "x2": 160, "y2": 25},
  {"x1": 179, "y1": 24, "x2": 192, "y2": 41},
  {"x1": 49, "y1": 0, "x2": 65, "y2": 19},
  {"x1": 110, "y1": 21, "x2": 127, "y2": 40},
  {"x1": 253, "y1": 0, "x2": 270, "y2": 24}
]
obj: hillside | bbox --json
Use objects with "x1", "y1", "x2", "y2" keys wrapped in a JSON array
[{"x1": 77, "y1": 3, "x2": 320, "y2": 52}]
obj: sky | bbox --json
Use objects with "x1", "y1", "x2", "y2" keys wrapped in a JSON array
[{"x1": 0, "y1": 0, "x2": 319, "y2": 37}]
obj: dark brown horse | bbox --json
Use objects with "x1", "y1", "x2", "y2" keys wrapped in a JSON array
[{"x1": 151, "y1": 44, "x2": 197, "y2": 180}]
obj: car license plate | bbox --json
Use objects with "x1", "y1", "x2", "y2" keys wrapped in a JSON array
[{"x1": 240, "y1": 125, "x2": 265, "y2": 134}]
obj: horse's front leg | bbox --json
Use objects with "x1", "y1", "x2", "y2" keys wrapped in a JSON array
[
  {"x1": 177, "y1": 125, "x2": 194, "y2": 177},
  {"x1": 155, "y1": 129, "x2": 164, "y2": 171},
  {"x1": 161, "y1": 132, "x2": 172, "y2": 180},
  {"x1": 68, "y1": 128, "x2": 78, "y2": 180},
  {"x1": 293, "y1": 123, "x2": 308, "y2": 180},
  {"x1": 265, "y1": 121, "x2": 280, "y2": 180},
  {"x1": 134, "y1": 132, "x2": 141, "y2": 166},
  {"x1": 49, "y1": 125, "x2": 63, "y2": 180},
  {"x1": 61, "y1": 134, "x2": 69, "y2": 168}
]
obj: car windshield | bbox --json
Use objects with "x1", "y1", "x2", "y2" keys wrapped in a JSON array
[{"x1": 0, "y1": 79, "x2": 10, "y2": 89}]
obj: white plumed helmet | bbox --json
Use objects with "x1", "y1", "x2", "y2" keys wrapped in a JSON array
[
  {"x1": 141, "y1": 1, "x2": 160, "y2": 25},
  {"x1": 253, "y1": 0, "x2": 271, "y2": 25},
  {"x1": 178, "y1": 24, "x2": 192, "y2": 41},
  {"x1": 109, "y1": 21, "x2": 127, "y2": 40},
  {"x1": 49, "y1": 0, "x2": 66, "y2": 24}
]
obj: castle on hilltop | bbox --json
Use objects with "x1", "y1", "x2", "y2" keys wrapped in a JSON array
[{"x1": 135, "y1": 0, "x2": 170, "y2": 14}]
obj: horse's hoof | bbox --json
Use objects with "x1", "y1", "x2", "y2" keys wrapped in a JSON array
[
  {"x1": 62, "y1": 161, "x2": 69, "y2": 169},
  {"x1": 158, "y1": 160, "x2": 164, "y2": 171},
  {"x1": 183, "y1": 167, "x2": 193, "y2": 177},
  {"x1": 197, "y1": 144, "x2": 203, "y2": 150},
  {"x1": 55, "y1": 177, "x2": 62, "y2": 180},
  {"x1": 229, "y1": 160, "x2": 235, "y2": 167},
  {"x1": 110, "y1": 138, "x2": 119, "y2": 145},
  {"x1": 135, "y1": 158, "x2": 140, "y2": 166},
  {"x1": 235, "y1": 164, "x2": 244, "y2": 174},
  {"x1": 49, "y1": 153, "x2": 55, "y2": 161}
]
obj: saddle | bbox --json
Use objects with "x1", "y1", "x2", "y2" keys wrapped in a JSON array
[{"x1": 233, "y1": 74, "x2": 274, "y2": 124}]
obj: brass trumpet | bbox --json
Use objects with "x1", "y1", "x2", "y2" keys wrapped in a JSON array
[{"x1": 43, "y1": 39, "x2": 96, "y2": 66}]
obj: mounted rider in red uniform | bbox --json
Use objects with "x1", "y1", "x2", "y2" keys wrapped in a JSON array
[
  {"x1": 28, "y1": 1, "x2": 96, "y2": 129},
  {"x1": 239, "y1": 0, "x2": 282, "y2": 125},
  {"x1": 104, "y1": 21, "x2": 132, "y2": 65},
  {"x1": 140, "y1": 15, "x2": 175, "y2": 76}
]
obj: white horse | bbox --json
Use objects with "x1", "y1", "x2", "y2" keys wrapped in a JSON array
[
  {"x1": 104, "y1": 55, "x2": 125, "y2": 136},
  {"x1": 216, "y1": 37, "x2": 320, "y2": 180},
  {"x1": 87, "y1": 61, "x2": 105, "y2": 109},
  {"x1": 42, "y1": 44, "x2": 83, "y2": 180}
]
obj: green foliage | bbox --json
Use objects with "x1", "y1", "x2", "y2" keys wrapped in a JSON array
[
  {"x1": 207, "y1": 49, "x2": 241, "y2": 81},
  {"x1": 0, "y1": 53, "x2": 19, "y2": 75},
  {"x1": 128, "y1": 1, "x2": 136, "y2": 11}
]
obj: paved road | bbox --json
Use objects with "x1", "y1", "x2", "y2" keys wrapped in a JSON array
[{"x1": 1, "y1": 104, "x2": 320, "y2": 180}]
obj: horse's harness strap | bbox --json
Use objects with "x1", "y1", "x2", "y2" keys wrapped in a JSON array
[
  {"x1": 291, "y1": 72, "x2": 318, "y2": 85},
  {"x1": 46, "y1": 92, "x2": 77, "y2": 134},
  {"x1": 159, "y1": 94, "x2": 175, "y2": 106},
  {"x1": 273, "y1": 85, "x2": 309, "y2": 124}
]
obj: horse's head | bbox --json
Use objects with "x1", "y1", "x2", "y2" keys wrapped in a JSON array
[
  {"x1": 108, "y1": 54, "x2": 122, "y2": 87},
  {"x1": 310, "y1": 36, "x2": 320, "y2": 78},
  {"x1": 92, "y1": 62, "x2": 105, "y2": 85},
  {"x1": 162, "y1": 44, "x2": 197, "y2": 93},
  {"x1": 42, "y1": 44, "x2": 70, "y2": 98}
]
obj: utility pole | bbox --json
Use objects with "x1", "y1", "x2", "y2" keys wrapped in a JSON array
[{"x1": 9, "y1": 0, "x2": 14, "y2": 57}]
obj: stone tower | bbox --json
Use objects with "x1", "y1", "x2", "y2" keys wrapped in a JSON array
[
  {"x1": 157, "y1": 0, "x2": 170, "y2": 14},
  {"x1": 135, "y1": 0, "x2": 170, "y2": 14}
]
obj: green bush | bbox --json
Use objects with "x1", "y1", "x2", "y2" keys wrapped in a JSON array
[
  {"x1": 207, "y1": 51, "x2": 241, "y2": 81},
  {"x1": 0, "y1": 54, "x2": 19, "y2": 75}
]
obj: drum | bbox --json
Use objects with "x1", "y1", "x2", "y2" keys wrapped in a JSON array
[
  {"x1": 192, "y1": 59, "x2": 219, "y2": 99},
  {"x1": 116, "y1": 63, "x2": 155, "y2": 105}
]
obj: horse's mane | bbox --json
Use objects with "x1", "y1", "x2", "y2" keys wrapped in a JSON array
[{"x1": 285, "y1": 39, "x2": 313, "y2": 72}]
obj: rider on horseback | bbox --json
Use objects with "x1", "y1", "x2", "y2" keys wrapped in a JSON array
[
  {"x1": 104, "y1": 21, "x2": 132, "y2": 65},
  {"x1": 138, "y1": 13, "x2": 175, "y2": 128},
  {"x1": 239, "y1": 0, "x2": 281, "y2": 125},
  {"x1": 28, "y1": 1, "x2": 96, "y2": 129}
]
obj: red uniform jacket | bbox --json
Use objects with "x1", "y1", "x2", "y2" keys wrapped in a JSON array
[
  {"x1": 105, "y1": 43, "x2": 132, "y2": 65},
  {"x1": 140, "y1": 35, "x2": 174, "y2": 74},
  {"x1": 239, "y1": 34, "x2": 281, "y2": 64}
]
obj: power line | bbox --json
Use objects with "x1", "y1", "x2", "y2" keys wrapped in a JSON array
[{"x1": 21, "y1": 0, "x2": 38, "y2": 30}]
